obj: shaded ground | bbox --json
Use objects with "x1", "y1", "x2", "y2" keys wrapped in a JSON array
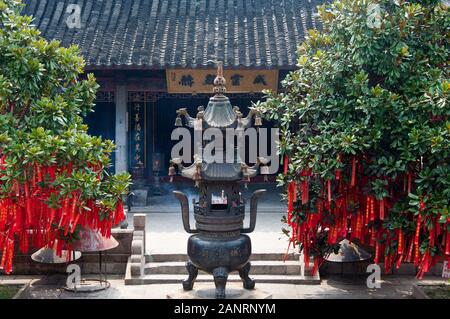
[
  {"x1": 422, "y1": 284, "x2": 450, "y2": 299},
  {"x1": 0, "y1": 274, "x2": 446, "y2": 299},
  {"x1": 0, "y1": 285, "x2": 20, "y2": 299}
]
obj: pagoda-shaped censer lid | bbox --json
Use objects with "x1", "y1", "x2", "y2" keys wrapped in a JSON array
[
  {"x1": 202, "y1": 62, "x2": 236, "y2": 128},
  {"x1": 170, "y1": 61, "x2": 267, "y2": 183}
]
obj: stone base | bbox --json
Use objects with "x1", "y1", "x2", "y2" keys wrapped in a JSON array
[{"x1": 167, "y1": 283, "x2": 272, "y2": 299}]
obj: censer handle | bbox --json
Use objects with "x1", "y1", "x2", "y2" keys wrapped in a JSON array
[
  {"x1": 241, "y1": 189, "x2": 266, "y2": 234},
  {"x1": 173, "y1": 191, "x2": 198, "y2": 234}
]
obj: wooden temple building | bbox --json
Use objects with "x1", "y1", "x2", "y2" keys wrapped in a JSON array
[{"x1": 22, "y1": 0, "x2": 322, "y2": 183}]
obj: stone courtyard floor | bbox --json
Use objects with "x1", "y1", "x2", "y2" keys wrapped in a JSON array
[
  {"x1": 0, "y1": 274, "x2": 445, "y2": 299},
  {"x1": 1, "y1": 184, "x2": 447, "y2": 299}
]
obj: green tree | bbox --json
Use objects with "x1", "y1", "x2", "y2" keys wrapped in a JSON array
[
  {"x1": 0, "y1": 0, "x2": 130, "y2": 274},
  {"x1": 257, "y1": 0, "x2": 449, "y2": 277}
]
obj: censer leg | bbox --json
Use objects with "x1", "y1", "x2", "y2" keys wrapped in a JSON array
[
  {"x1": 182, "y1": 261, "x2": 198, "y2": 291},
  {"x1": 238, "y1": 262, "x2": 255, "y2": 290},
  {"x1": 213, "y1": 267, "x2": 228, "y2": 299}
]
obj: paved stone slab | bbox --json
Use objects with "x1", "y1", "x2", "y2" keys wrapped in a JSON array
[
  {"x1": 125, "y1": 274, "x2": 320, "y2": 285},
  {"x1": 144, "y1": 260, "x2": 302, "y2": 275},
  {"x1": 167, "y1": 284, "x2": 272, "y2": 299},
  {"x1": 2, "y1": 275, "x2": 447, "y2": 299}
]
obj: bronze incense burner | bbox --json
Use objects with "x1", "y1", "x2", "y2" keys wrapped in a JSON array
[{"x1": 170, "y1": 63, "x2": 267, "y2": 299}]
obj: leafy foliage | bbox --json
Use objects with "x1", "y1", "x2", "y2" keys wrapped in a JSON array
[
  {"x1": 257, "y1": 0, "x2": 449, "y2": 276},
  {"x1": 0, "y1": 0, "x2": 131, "y2": 273}
]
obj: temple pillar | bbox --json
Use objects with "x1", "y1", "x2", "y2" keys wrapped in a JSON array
[{"x1": 115, "y1": 84, "x2": 128, "y2": 173}]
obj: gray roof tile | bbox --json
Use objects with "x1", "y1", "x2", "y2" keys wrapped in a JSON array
[{"x1": 22, "y1": 0, "x2": 323, "y2": 69}]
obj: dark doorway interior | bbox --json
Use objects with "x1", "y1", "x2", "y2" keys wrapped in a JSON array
[{"x1": 84, "y1": 101, "x2": 116, "y2": 172}]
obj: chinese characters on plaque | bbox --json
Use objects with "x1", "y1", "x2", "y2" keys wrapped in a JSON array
[
  {"x1": 167, "y1": 69, "x2": 279, "y2": 94},
  {"x1": 130, "y1": 102, "x2": 146, "y2": 168}
]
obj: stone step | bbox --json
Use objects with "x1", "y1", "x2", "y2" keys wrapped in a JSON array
[
  {"x1": 144, "y1": 260, "x2": 302, "y2": 276},
  {"x1": 125, "y1": 273, "x2": 320, "y2": 285},
  {"x1": 130, "y1": 208, "x2": 285, "y2": 214},
  {"x1": 146, "y1": 253, "x2": 299, "y2": 263}
]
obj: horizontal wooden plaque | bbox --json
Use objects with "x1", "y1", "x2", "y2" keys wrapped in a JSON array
[{"x1": 166, "y1": 69, "x2": 278, "y2": 94}]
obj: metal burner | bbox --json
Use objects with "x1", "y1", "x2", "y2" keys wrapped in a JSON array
[{"x1": 170, "y1": 62, "x2": 267, "y2": 299}]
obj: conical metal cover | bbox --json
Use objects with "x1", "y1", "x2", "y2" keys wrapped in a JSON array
[
  {"x1": 325, "y1": 239, "x2": 371, "y2": 263},
  {"x1": 31, "y1": 246, "x2": 81, "y2": 264},
  {"x1": 72, "y1": 227, "x2": 119, "y2": 252}
]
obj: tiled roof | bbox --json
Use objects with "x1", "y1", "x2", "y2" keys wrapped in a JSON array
[{"x1": 22, "y1": 0, "x2": 323, "y2": 69}]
